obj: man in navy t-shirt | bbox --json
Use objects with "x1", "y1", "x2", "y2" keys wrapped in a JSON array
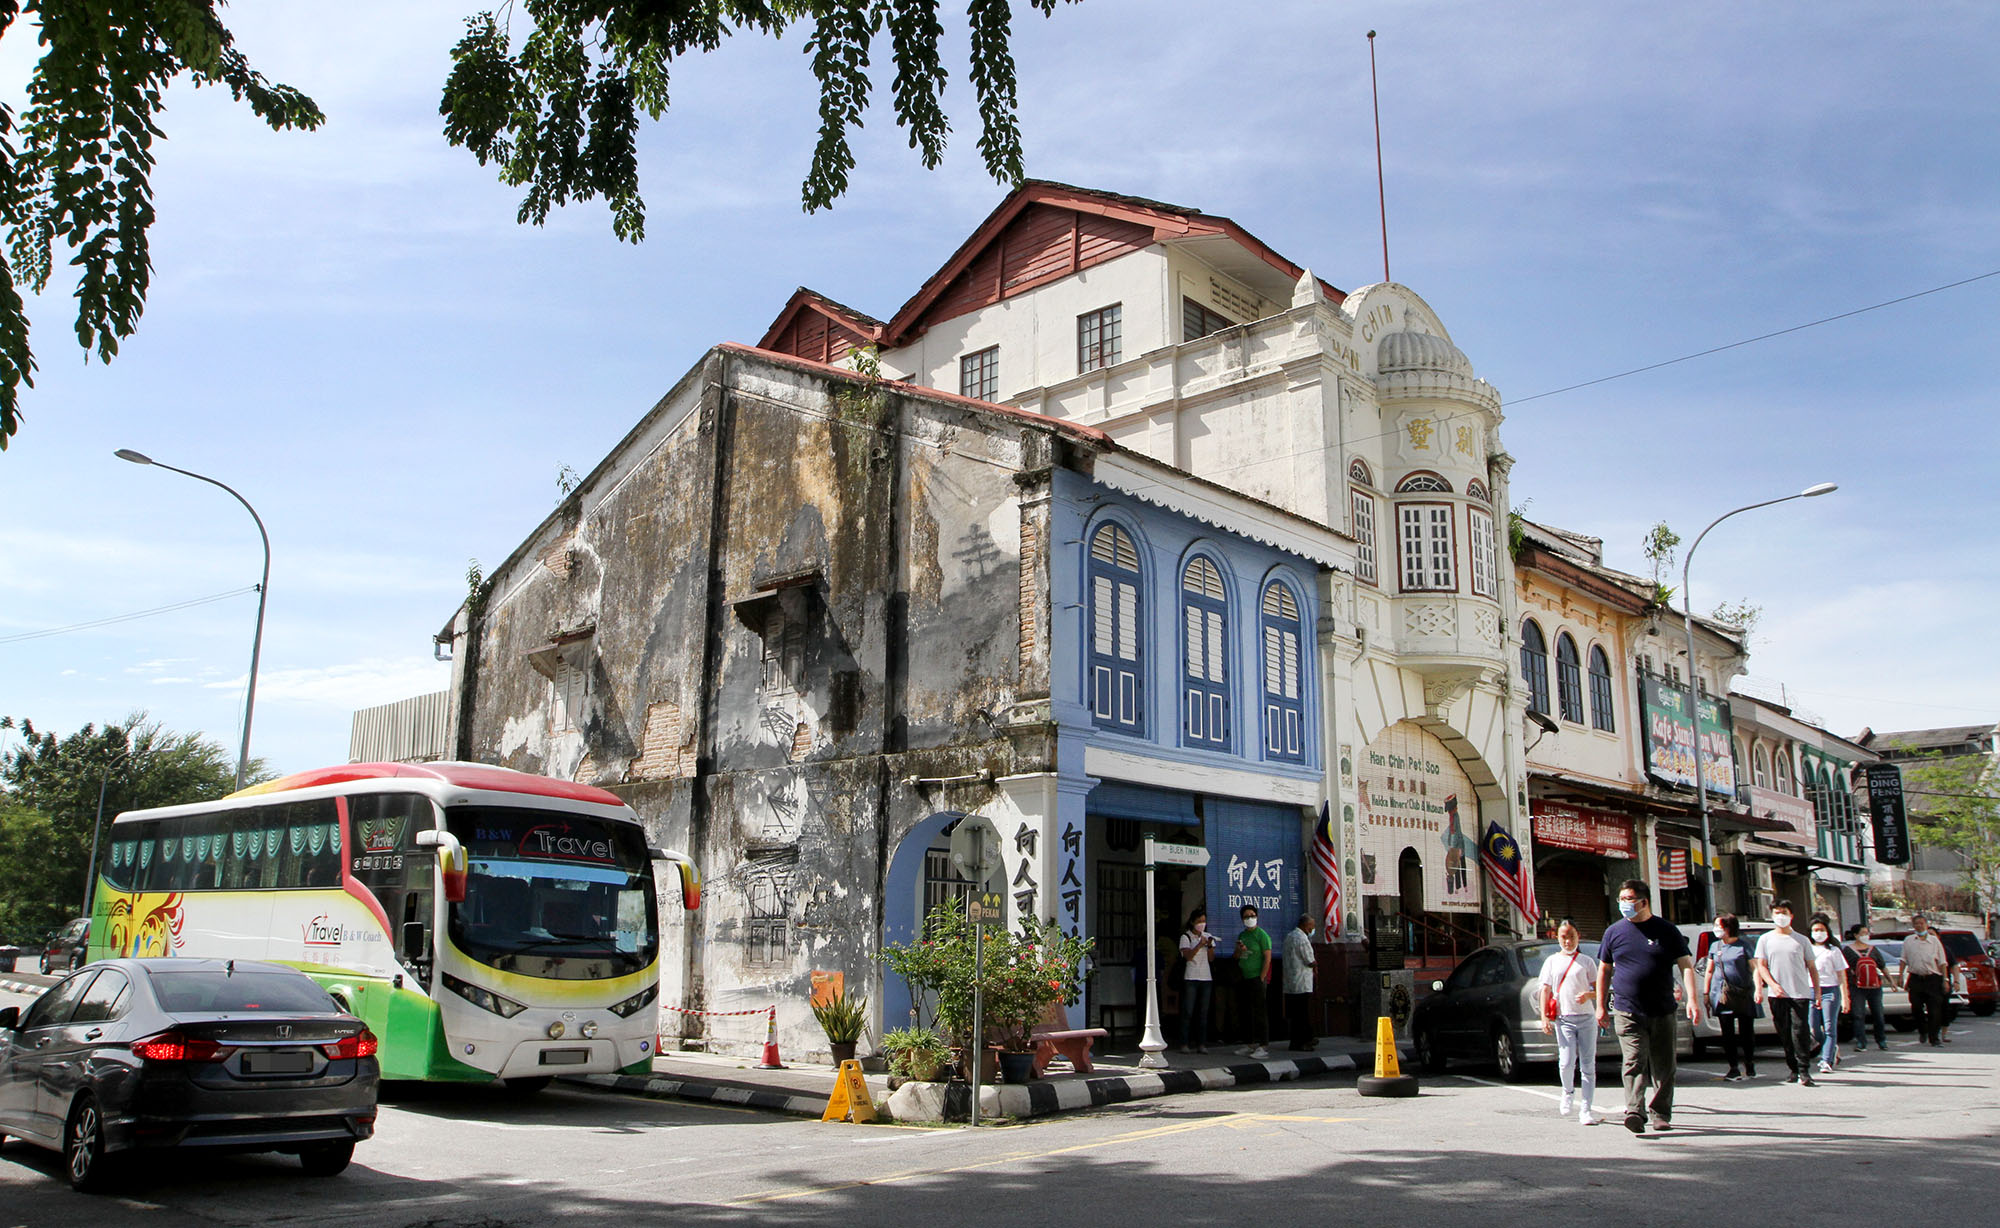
[{"x1": 1594, "y1": 878, "x2": 1699, "y2": 1135}]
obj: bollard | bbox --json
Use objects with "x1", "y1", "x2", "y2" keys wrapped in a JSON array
[{"x1": 1356, "y1": 1015, "x2": 1418, "y2": 1097}]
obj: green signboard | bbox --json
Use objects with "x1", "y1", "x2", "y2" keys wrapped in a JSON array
[{"x1": 1640, "y1": 675, "x2": 1737, "y2": 798}]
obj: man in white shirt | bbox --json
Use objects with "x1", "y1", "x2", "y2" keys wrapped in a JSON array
[
  {"x1": 1900, "y1": 914, "x2": 1951, "y2": 1047},
  {"x1": 1753, "y1": 903, "x2": 1821, "y2": 1085},
  {"x1": 1283, "y1": 915, "x2": 1319, "y2": 1052}
]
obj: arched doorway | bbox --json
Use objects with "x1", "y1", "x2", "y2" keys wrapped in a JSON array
[
  {"x1": 1397, "y1": 847, "x2": 1424, "y2": 918},
  {"x1": 881, "y1": 811, "x2": 966, "y2": 1031}
]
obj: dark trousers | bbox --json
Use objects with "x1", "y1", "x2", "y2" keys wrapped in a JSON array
[
  {"x1": 1718, "y1": 1011, "x2": 1756, "y2": 1072},
  {"x1": 1852, "y1": 986, "x2": 1886, "y2": 1048},
  {"x1": 1179, "y1": 979, "x2": 1213, "y2": 1049},
  {"x1": 1908, "y1": 974, "x2": 1947, "y2": 1043},
  {"x1": 1771, "y1": 997, "x2": 1814, "y2": 1075},
  {"x1": 1237, "y1": 978, "x2": 1269, "y2": 1048},
  {"x1": 1613, "y1": 1010, "x2": 1678, "y2": 1123},
  {"x1": 1286, "y1": 992, "x2": 1315, "y2": 1050}
]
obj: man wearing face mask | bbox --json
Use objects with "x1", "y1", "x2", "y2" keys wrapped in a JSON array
[
  {"x1": 1594, "y1": 879, "x2": 1699, "y2": 1134},
  {"x1": 1233, "y1": 904, "x2": 1273, "y2": 1060},
  {"x1": 1752, "y1": 903, "x2": 1820, "y2": 1084},
  {"x1": 1900, "y1": 913, "x2": 1951, "y2": 1047}
]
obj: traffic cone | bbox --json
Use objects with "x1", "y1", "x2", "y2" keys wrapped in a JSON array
[
  {"x1": 757, "y1": 1005, "x2": 786, "y2": 1069},
  {"x1": 1357, "y1": 1015, "x2": 1418, "y2": 1097}
]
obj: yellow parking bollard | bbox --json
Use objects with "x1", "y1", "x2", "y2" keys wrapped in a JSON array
[{"x1": 1357, "y1": 1015, "x2": 1419, "y2": 1097}]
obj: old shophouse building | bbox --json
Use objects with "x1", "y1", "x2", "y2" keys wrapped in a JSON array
[{"x1": 1729, "y1": 695, "x2": 1873, "y2": 928}]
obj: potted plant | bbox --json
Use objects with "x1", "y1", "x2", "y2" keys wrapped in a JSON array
[
  {"x1": 880, "y1": 1026, "x2": 950, "y2": 1082},
  {"x1": 811, "y1": 989, "x2": 867, "y2": 1066}
]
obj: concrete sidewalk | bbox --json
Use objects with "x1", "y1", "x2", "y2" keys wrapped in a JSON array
[{"x1": 566, "y1": 1036, "x2": 1377, "y2": 1121}]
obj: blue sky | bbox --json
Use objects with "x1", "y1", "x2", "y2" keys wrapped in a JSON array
[{"x1": 3, "y1": 1, "x2": 1995, "y2": 774}]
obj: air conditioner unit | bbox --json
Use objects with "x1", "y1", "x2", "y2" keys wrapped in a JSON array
[{"x1": 1750, "y1": 862, "x2": 1774, "y2": 893}]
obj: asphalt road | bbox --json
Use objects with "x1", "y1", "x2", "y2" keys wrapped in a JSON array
[{"x1": 3, "y1": 977, "x2": 1995, "y2": 1227}]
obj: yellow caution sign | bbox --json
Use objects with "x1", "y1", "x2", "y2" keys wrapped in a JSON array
[
  {"x1": 821, "y1": 1060, "x2": 877, "y2": 1123},
  {"x1": 1373, "y1": 1015, "x2": 1402, "y2": 1079}
]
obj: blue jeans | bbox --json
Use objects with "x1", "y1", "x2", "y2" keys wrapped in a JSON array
[
  {"x1": 1180, "y1": 979, "x2": 1212, "y2": 1048},
  {"x1": 1851, "y1": 986, "x2": 1886, "y2": 1048},
  {"x1": 1554, "y1": 1013, "x2": 1597, "y2": 1106},
  {"x1": 1811, "y1": 989, "x2": 1843, "y2": 1066}
]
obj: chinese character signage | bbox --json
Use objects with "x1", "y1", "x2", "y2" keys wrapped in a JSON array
[
  {"x1": 1640, "y1": 675, "x2": 1737, "y2": 798},
  {"x1": 1863, "y1": 763, "x2": 1911, "y2": 866},
  {"x1": 1530, "y1": 802, "x2": 1636, "y2": 857},
  {"x1": 1204, "y1": 800, "x2": 1305, "y2": 952},
  {"x1": 1355, "y1": 720, "x2": 1482, "y2": 912}
]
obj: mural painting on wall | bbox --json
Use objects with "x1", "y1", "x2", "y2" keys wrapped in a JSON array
[{"x1": 1357, "y1": 721, "x2": 1482, "y2": 913}]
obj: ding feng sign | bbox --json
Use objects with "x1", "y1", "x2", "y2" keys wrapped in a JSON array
[
  {"x1": 1863, "y1": 763, "x2": 1911, "y2": 866},
  {"x1": 1640, "y1": 676, "x2": 1737, "y2": 798}
]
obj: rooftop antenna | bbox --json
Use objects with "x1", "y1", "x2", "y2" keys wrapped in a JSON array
[{"x1": 1368, "y1": 30, "x2": 1390, "y2": 284}]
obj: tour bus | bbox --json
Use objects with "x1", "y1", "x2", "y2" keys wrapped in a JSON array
[{"x1": 87, "y1": 761, "x2": 700, "y2": 1088}]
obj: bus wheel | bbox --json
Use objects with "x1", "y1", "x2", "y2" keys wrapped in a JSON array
[{"x1": 502, "y1": 1077, "x2": 553, "y2": 1095}]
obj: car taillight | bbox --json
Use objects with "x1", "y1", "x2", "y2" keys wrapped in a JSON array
[
  {"x1": 321, "y1": 1030, "x2": 379, "y2": 1060},
  {"x1": 131, "y1": 1031, "x2": 232, "y2": 1062}
]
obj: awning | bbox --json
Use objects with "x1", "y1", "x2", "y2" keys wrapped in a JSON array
[
  {"x1": 1738, "y1": 837, "x2": 1866, "y2": 872},
  {"x1": 524, "y1": 626, "x2": 595, "y2": 680}
]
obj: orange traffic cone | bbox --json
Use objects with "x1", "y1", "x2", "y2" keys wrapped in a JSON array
[{"x1": 758, "y1": 1005, "x2": 785, "y2": 1069}]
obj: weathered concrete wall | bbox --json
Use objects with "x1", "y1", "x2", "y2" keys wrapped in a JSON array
[{"x1": 453, "y1": 348, "x2": 1065, "y2": 1060}]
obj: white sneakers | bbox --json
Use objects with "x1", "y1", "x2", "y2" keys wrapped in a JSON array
[
  {"x1": 1579, "y1": 1105, "x2": 1597, "y2": 1125},
  {"x1": 1559, "y1": 1094, "x2": 1574, "y2": 1115},
  {"x1": 1817, "y1": 1060, "x2": 1833, "y2": 1074},
  {"x1": 1560, "y1": 1094, "x2": 1595, "y2": 1124},
  {"x1": 1248, "y1": 1047, "x2": 1271, "y2": 1060}
]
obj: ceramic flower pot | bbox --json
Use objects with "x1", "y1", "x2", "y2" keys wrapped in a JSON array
[
  {"x1": 830, "y1": 1041, "x2": 858, "y2": 1066},
  {"x1": 997, "y1": 1050, "x2": 1036, "y2": 1084}
]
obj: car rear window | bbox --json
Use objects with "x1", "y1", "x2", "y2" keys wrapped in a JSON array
[
  {"x1": 149, "y1": 970, "x2": 338, "y2": 1014},
  {"x1": 1939, "y1": 933, "x2": 1984, "y2": 960}
]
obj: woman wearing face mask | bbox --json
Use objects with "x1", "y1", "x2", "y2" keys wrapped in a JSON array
[
  {"x1": 1177, "y1": 908, "x2": 1217, "y2": 1053},
  {"x1": 1536, "y1": 919, "x2": 1602, "y2": 1122},
  {"x1": 1808, "y1": 913, "x2": 1851, "y2": 1074},
  {"x1": 1703, "y1": 913, "x2": 1758, "y2": 1080},
  {"x1": 1842, "y1": 924, "x2": 1888, "y2": 1052}
]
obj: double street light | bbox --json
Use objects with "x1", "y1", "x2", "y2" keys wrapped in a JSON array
[
  {"x1": 1681, "y1": 482, "x2": 1838, "y2": 919},
  {"x1": 115, "y1": 450, "x2": 270, "y2": 793}
]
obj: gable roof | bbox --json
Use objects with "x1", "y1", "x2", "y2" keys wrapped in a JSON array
[
  {"x1": 757, "y1": 287, "x2": 885, "y2": 364},
  {"x1": 877, "y1": 180, "x2": 1346, "y2": 344}
]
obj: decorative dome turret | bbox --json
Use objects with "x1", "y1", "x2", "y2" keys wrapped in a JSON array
[{"x1": 1376, "y1": 329, "x2": 1473, "y2": 378}]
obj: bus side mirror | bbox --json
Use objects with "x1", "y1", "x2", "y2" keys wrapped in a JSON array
[
  {"x1": 402, "y1": 921, "x2": 431, "y2": 962},
  {"x1": 0, "y1": 1006, "x2": 17, "y2": 1031},
  {"x1": 416, "y1": 830, "x2": 468, "y2": 904},
  {"x1": 650, "y1": 847, "x2": 701, "y2": 911}
]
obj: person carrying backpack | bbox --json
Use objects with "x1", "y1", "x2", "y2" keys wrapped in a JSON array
[{"x1": 1843, "y1": 924, "x2": 1888, "y2": 1052}]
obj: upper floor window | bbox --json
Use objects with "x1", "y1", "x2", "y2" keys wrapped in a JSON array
[
  {"x1": 1752, "y1": 744, "x2": 1771, "y2": 788},
  {"x1": 1089, "y1": 523, "x2": 1144, "y2": 734},
  {"x1": 1468, "y1": 506, "x2": 1497, "y2": 598},
  {"x1": 1465, "y1": 479, "x2": 1491, "y2": 503},
  {"x1": 1181, "y1": 556, "x2": 1229, "y2": 749},
  {"x1": 1554, "y1": 633, "x2": 1584, "y2": 723},
  {"x1": 1520, "y1": 619, "x2": 1551, "y2": 716},
  {"x1": 1351, "y1": 487, "x2": 1378, "y2": 586},
  {"x1": 960, "y1": 346, "x2": 999, "y2": 401},
  {"x1": 1078, "y1": 304, "x2": 1122, "y2": 372},
  {"x1": 1183, "y1": 297, "x2": 1235, "y2": 342},
  {"x1": 1261, "y1": 581, "x2": 1306, "y2": 763},
  {"x1": 1398, "y1": 503, "x2": 1455, "y2": 592},
  {"x1": 1349, "y1": 458, "x2": 1373, "y2": 486},
  {"x1": 1775, "y1": 751, "x2": 1793, "y2": 795},
  {"x1": 1395, "y1": 471, "x2": 1452, "y2": 494},
  {"x1": 1587, "y1": 645, "x2": 1615, "y2": 732}
]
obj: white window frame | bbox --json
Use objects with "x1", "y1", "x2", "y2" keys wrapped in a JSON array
[
  {"x1": 1468, "y1": 506, "x2": 1497, "y2": 598},
  {"x1": 1351, "y1": 487, "x2": 1378, "y2": 586},
  {"x1": 1398, "y1": 502, "x2": 1455, "y2": 592}
]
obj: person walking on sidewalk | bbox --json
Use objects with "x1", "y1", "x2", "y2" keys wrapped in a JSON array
[
  {"x1": 1537, "y1": 919, "x2": 1601, "y2": 1124},
  {"x1": 1703, "y1": 913, "x2": 1759, "y2": 1080},
  {"x1": 1233, "y1": 904, "x2": 1273, "y2": 1060},
  {"x1": 1177, "y1": 908, "x2": 1217, "y2": 1053},
  {"x1": 1283, "y1": 914, "x2": 1318, "y2": 1052},
  {"x1": 1843, "y1": 924, "x2": 1889, "y2": 1052},
  {"x1": 1808, "y1": 915, "x2": 1851, "y2": 1075},
  {"x1": 1594, "y1": 880, "x2": 1699, "y2": 1135},
  {"x1": 1900, "y1": 913, "x2": 1951, "y2": 1047},
  {"x1": 1753, "y1": 903, "x2": 1820, "y2": 1085}
]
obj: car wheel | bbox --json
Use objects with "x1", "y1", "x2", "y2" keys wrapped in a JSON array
[
  {"x1": 1974, "y1": 1001, "x2": 1996, "y2": 1018},
  {"x1": 501, "y1": 1076, "x2": 553, "y2": 1095},
  {"x1": 70, "y1": 952, "x2": 84, "y2": 972},
  {"x1": 39, "y1": 954, "x2": 50, "y2": 975},
  {"x1": 64, "y1": 1094, "x2": 117, "y2": 1194},
  {"x1": 1414, "y1": 1026, "x2": 1446, "y2": 1075},
  {"x1": 1492, "y1": 1026, "x2": 1525, "y2": 1083},
  {"x1": 299, "y1": 1140, "x2": 356, "y2": 1177},
  {"x1": 1691, "y1": 1037, "x2": 1708, "y2": 1058}
]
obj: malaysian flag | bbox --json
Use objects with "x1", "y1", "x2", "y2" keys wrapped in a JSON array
[
  {"x1": 1312, "y1": 802, "x2": 1341, "y2": 936},
  {"x1": 1481, "y1": 820, "x2": 1539, "y2": 926},
  {"x1": 1658, "y1": 847, "x2": 1689, "y2": 891}
]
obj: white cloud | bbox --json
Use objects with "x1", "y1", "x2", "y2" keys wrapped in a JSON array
[{"x1": 204, "y1": 658, "x2": 451, "y2": 711}]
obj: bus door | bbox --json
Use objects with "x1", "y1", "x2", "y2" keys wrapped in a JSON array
[{"x1": 347, "y1": 793, "x2": 436, "y2": 989}]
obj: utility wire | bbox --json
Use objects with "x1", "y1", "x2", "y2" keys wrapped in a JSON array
[
  {"x1": 1510, "y1": 269, "x2": 2000, "y2": 405},
  {"x1": 0, "y1": 586, "x2": 259, "y2": 645}
]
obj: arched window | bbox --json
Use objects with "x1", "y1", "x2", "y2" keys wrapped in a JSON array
[
  {"x1": 1349, "y1": 458, "x2": 1373, "y2": 486},
  {"x1": 1555, "y1": 632, "x2": 1584, "y2": 723},
  {"x1": 1753, "y1": 745, "x2": 1771, "y2": 788},
  {"x1": 1465, "y1": 479, "x2": 1491, "y2": 503},
  {"x1": 1520, "y1": 619, "x2": 1550, "y2": 716},
  {"x1": 1181, "y1": 555, "x2": 1229, "y2": 749},
  {"x1": 1587, "y1": 645, "x2": 1615, "y2": 731},
  {"x1": 1775, "y1": 750, "x2": 1793, "y2": 795},
  {"x1": 1349, "y1": 459, "x2": 1378, "y2": 586},
  {"x1": 1395, "y1": 471, "x2": 1453, "y2": 494},
  {"x1": 1261, "y1": 581, "x2": 1306, "y2": 763},
  {"x1": 1089, "y1": 523, "x2": 1144, "y2": 734}
]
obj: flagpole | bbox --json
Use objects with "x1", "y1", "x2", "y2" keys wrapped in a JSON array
[{"x1": 1368, "y1": 30, "x2": 1390, "y2": 283}]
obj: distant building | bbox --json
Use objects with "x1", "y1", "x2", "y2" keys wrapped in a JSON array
[
  {"x1": 1729, "y1": 695, "x2": 1873, "y2": 929},
  {"x1": 348, "y1": 691, "x2": 449, "y2": 764},
  {"x1": 1855, "y1": 723, "x2": 1998, "y2": 915}
]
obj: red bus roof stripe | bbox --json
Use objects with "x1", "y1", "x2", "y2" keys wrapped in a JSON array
[{"x1": 231, "y1": 762, "x2": 630, "y2": 807}]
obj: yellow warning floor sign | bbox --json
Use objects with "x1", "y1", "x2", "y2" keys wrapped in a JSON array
[{"x1": 821, "y1": 1060, "x2": 877, "y2": 1123}]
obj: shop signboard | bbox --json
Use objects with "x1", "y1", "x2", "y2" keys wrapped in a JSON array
[
  {"x1": 1355, "y1": 721, "x2": 1482, "y2": 913},
  {"x1": 1640, "y1": 675, "x2": 1737, "y2": 798},
  {"x1": 1742, "y1": 784, "x2": 1816, "y2": 848},
  {"x1": 1530, "y1": 802, "x2": 1636, "y2": 857},
  {"x1": 1203, "y1": 799, "x2": 1305, "y2": 952},
  {"x1": 1862, "y1": 763, "x2": 1911, "y2": 866}
]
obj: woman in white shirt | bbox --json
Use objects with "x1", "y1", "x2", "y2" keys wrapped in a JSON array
[
  {"x1": 1808, "y1": 914, "x2": 1851, "y2": 1074},
  {"x1": 1536, "y1": 919, "x2": 1602, "y2": 1124},
  {"x1": 1177, "y1": 908, "x2": 1217, "y2": 1053}
]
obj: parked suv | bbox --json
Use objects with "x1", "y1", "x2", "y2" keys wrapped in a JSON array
[
  {"x1": 1875, "y1": 926, "x2": 1998, "y2": 1017},
  {"x1": 39, "y1": 917, "x2": 90, "y2": 975}
]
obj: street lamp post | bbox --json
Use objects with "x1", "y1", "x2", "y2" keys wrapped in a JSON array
[
  {"x1": 84, "y1": 746, "x2": 133, "y2": 916},
  {"x1": 1680, "y1": 482, "x2": 1837, "y2": 919},
  {"x1": 116, "y1": 450, "x2": 270, "y2": 792}
]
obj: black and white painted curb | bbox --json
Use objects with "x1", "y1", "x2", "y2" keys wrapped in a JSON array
[
  {"x1": 566, "y1": 1051, "x2": 1360, "y2": 1121},
  {"x1": 0, "y1": 975, "x2": 50, "y2": 997}
]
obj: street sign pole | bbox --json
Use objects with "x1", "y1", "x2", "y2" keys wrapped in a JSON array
[
  {"x1": 951, "y1": 817, "x2": 1002, "y2": 1129},
  {"x1": 970, "y1": 917, "x2": 984, "y2": 1128},
  {"x1": 1139, "y1": 838, "x2": 1168, "y2": 1067}
]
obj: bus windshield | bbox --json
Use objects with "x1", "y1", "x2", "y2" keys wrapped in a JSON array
[{"x1": 445, "y1": 807, "x2": 658, "y2": 980}]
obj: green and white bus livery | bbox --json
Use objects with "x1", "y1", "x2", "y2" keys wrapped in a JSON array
[{"x1": 89, "y1": 761, "x2": 699, "y2": 1086}]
